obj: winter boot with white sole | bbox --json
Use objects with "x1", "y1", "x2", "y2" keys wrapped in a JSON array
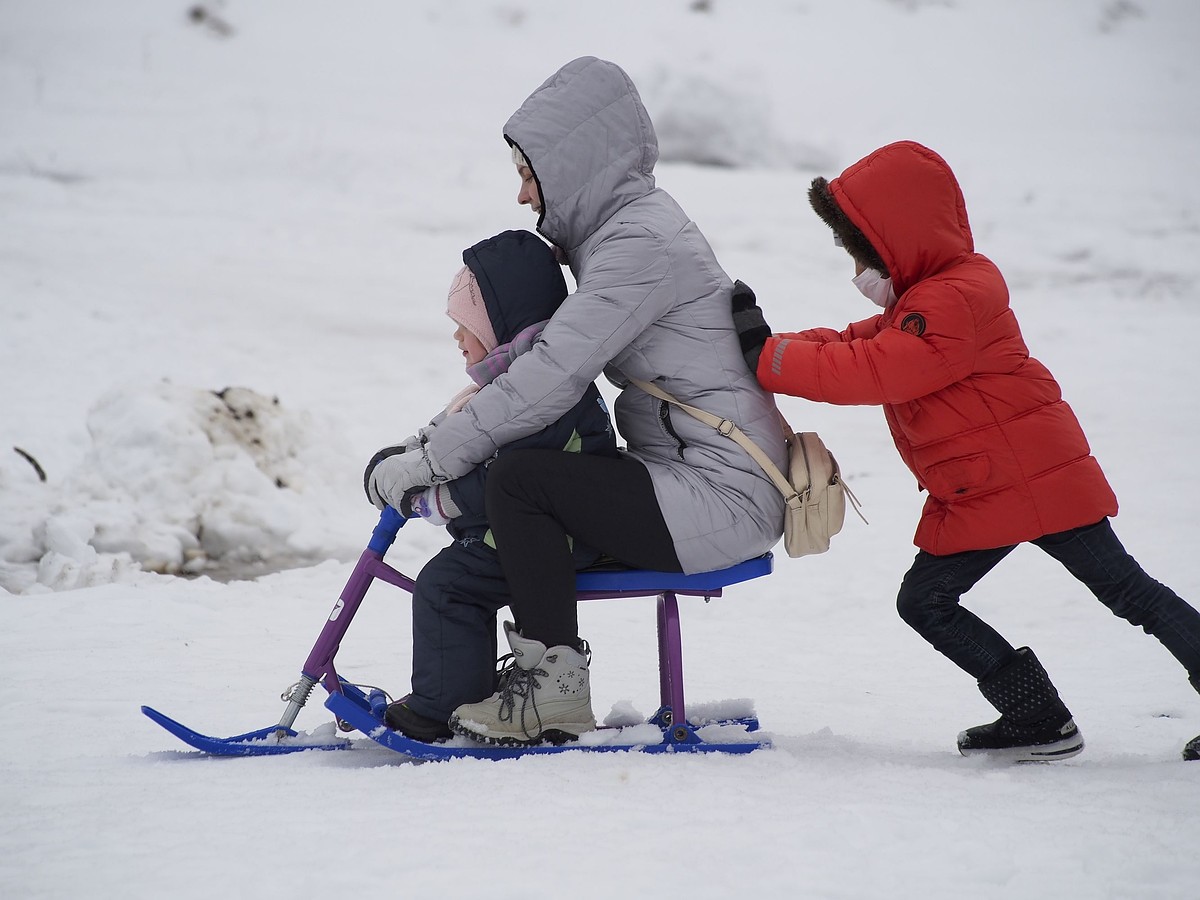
[
  {"x1": 957, "y1": 647, "x2": 1085, "y2": 762},
  {"x1": 1185, "y1": 735, "x2": 1199, "y2": 761},
  {"x1": 1185, "y1": 674, "x2": 1200, "y2": 761},
  {"x1": 449, "y1": 621, "x2": 596, "y2": 745}
]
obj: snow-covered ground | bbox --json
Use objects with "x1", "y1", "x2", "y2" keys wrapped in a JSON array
[{"x1": 2, "y1": 1, "x2": 1198, "y2": 897}]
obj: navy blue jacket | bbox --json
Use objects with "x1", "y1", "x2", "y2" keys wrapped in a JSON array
[{"x1": 443, "y1": 231, "x2": 617, "y2": 555}]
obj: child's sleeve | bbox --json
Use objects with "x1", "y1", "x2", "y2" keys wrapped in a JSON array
[
  {"x1": 444, "y1": 466, "x2": 487, "y2": 520},
  {"x1": 757, "y1": 289, "x2": 976, "y2": 406},
  {"x1": 774, "y1": 314, "x2": 884, "y2": 345}
]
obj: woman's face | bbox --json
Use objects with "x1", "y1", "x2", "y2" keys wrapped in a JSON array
[
  {"x1": 454, "y1": 323, "x2": 488, "y2": 366},
  {"x1": 516, "y1": 165, "x2": 542, "y2": 213}
]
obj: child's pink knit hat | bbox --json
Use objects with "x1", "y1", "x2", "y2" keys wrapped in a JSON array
[{"x1": 445, "y1": 265, "x2": 498, "y2": 352}]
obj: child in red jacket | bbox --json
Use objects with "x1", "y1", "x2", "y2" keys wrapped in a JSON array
[{"x1": 735, "y1": 140, "x2": 1200, "y2": 762}]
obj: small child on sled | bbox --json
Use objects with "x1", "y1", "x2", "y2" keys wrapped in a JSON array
[{"x1": 363, "y1": 229, "x2": 616, "y2": 742}]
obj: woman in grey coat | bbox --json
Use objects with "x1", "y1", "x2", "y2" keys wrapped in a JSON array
[{"x1": 365, "y1": 56, "x2": 786, "y2": 745}]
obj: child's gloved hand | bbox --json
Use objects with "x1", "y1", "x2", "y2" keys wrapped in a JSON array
[
  {"x1": 731, "y1": 279, "x2": 772, "y2": 374},
  {"x1": 399, "y1": 484, "x2": 461, "y2": 526}
]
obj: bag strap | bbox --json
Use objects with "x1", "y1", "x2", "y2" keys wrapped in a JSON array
[{"x1": 628, "y1": 377, "x2": 800, "y2": 503}]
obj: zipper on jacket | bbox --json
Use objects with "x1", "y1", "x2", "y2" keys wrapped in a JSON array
[{"x1": 657, "y1": 400, "x2": 688, "y2": 461}]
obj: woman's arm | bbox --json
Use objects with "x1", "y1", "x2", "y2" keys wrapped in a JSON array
[{"x1": 425, "y1": 225, "x2": 674, "y2": 478}]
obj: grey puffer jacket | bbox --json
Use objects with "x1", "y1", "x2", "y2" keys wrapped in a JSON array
[{"x1": 424, "y1": 56, "x2": 786, "y2": 573}]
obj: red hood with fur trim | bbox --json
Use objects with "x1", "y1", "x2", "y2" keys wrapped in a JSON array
[{"x1": 829, "y1": 141, "x2": 973, "y2": 297}]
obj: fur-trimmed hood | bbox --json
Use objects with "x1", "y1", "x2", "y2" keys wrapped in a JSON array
[
  {"x1": 808, "y1": 141, "x2": 975, "y2": 296},
  {"x1": 809, "y1": 176, "x2": 889, "y2": 277}
]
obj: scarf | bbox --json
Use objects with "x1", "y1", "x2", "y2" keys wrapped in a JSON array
[{"x1": 446, "y1": 320, "x2": 549, "y2": 413}]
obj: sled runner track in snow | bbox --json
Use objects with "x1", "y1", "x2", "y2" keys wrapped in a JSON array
[{"x1": 143, "y1": 506, "x2": 775, "y2": 760}]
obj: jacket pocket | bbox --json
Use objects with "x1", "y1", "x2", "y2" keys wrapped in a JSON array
[{"x1": 922, "y1": 453, "x2": 990, "y2": 500}]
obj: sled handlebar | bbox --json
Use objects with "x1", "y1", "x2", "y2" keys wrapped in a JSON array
[{"x1": 367, "y1": 505, "x2": 408, "y2": 555}]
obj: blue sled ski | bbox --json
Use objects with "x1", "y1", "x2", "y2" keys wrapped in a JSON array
[
  {"x1": 141, "y1": 706, "x2": 350, "y2": 756},
  {"x1": 325, "y1": 684, "x2": 769, "y2": 761},
  {"x1": 142, "y1": 689, "x2": 768, "y2": 760}
]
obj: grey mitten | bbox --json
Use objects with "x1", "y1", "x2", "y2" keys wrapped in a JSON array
[
  {"x1": 366, "y1": 447, "x2": 445, "y2": 511},
  {"x1": 362, "y1": 432, "x2": 426, "y2": 502}
]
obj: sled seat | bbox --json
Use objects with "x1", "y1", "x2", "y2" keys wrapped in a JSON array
[{"x1": 574, "y1": 554, "x2": 774, "y2": 735}]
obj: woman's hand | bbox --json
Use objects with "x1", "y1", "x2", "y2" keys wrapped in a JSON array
[
  {"x1": 362, "y1": 434, "x2": 422, "y2": 502},
  {"x1": 365, "y1": 448, "x2": 446, "y2": 510}
]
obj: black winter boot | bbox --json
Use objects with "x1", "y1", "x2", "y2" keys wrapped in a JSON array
[
  {"x1": 957, "y1": 647, "x2": 1084, "y2": 762},
  {"x1": 384, "y1": 699, "x2": 452, "y2": 743},
  {"x1": 1185, "y1": 675, "x2": 1200, "y2": 761}
]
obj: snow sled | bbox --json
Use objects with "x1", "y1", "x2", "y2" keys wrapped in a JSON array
[{"x1": 143, "y1": 506, "x2": 774, "y2": 760}]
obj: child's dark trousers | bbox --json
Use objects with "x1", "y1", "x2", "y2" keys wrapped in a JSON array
[{"x1": 896, "y1": 517, "x2": 1200, "y2": 682}]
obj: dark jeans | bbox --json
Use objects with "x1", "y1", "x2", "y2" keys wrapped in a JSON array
[
  {"x1": 896, "y1": 518, "x2": 1200, "y2": 682},
  {"x1": 485, "y1": 449, "x2": 682, "y2": 647}
]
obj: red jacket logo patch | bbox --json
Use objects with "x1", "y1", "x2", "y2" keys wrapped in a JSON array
[{"x1": 901, "y1": 313, "x2": 927, "y2": 337}]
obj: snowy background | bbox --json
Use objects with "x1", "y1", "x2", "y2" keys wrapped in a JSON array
[{"x1": 3, "y1": 0, "x2": 1199, "y2": 897}]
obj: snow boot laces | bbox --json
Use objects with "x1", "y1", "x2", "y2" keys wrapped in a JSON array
[{"x1": 448, "y1": 621, "x2": 596, "y2": 745}]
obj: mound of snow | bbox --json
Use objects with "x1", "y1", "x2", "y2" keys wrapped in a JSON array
[{"x1": 0, "y1": 382, "x2": 359, "y2": 593}]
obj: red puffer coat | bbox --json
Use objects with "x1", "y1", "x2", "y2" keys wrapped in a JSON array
[{"x1": 758, "y1": 141, "x2": 1117, "y2": 555}]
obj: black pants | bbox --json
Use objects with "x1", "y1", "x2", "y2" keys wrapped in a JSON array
[
  {"x1": 408, "y1": 540, "x2": 510, "y2": 722},
  {"x1": 896, "y1": 518, "x2": 1200, "y2": 682},
  {"x1": 484, "y1": 449, "x2": 682, "y2": 647}
]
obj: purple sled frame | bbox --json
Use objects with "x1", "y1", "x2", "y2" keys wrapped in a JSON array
[{"x1": 143, "y1": 506, "x2": 773, "y2": 757}]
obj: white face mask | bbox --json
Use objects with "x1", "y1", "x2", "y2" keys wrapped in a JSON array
[{"x1": 852, "y1": 268, "x2": 897, "y2": 309}]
